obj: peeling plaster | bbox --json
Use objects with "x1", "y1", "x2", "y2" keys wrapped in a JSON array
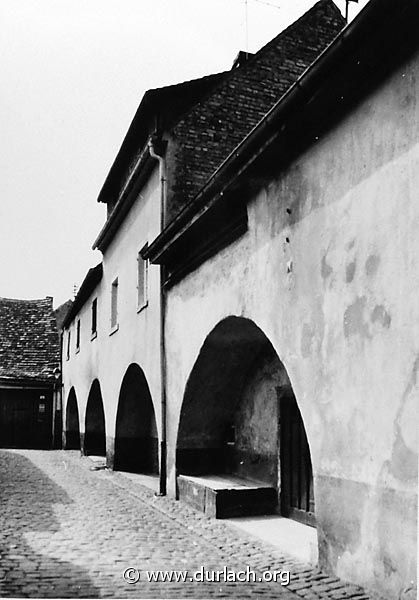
[
  {"x1": 321, "y1": 254, "x2": 333, "y2": 279},
  {"x1": 371, "y1": 305, "x2": 392, "y2": 329},
  {"x1": 301, "y1": 322, "x2": 315, "y2": 358},
  {"x1": 343, "y1": 296, "x2": 371, "y2": 339},
  {"x1": 365, "y1": 254, "x2": 381, "y2": 277},
  {"x1": 345, "y1": 260, "x2": 356, "y2": 283},
  {"x1": 389, "y1": 356, "x2": 419, "y2": 481}
]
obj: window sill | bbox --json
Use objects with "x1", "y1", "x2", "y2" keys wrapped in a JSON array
[
  {"x1": 91, "y1": 331, "x2": 97, "y2": 341},
  {"x1": 109, "y1": 323, "x2": 119, "y2": 336},
  {"x1": 137, "y1": 301, "x2": 148, "y2": 314}
]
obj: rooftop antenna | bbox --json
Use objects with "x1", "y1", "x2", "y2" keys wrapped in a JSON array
[
  {"x1": 345, "y1": 0, "x2": 359, "y2": 23},
  {"x1": 244, "y1": 0, "x2": 249, "y2": 57},
  {"x1": 73, "y1": 284, "x2": 78, "y2": 299},
  {"x1": 243, "y1": 0, "x2": 281, "y2": 57}
]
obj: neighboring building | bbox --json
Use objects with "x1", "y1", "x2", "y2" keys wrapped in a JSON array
[
  {"x1": 62, "y1": 0, "x2": 418, "y2": 598},
  {"x1": 0, "y1": 297, "x2": 60, "y2": 449},
  {"x1": 62, "y1": 0, "x2": 343, "y2": 469},
  {"x1": 54, "y1": 299, "x2": 73, "y2": 331}
]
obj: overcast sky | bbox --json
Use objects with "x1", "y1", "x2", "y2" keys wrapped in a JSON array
[{"x1": 0, "y1": 0, "x2": 368, "y2": 307}]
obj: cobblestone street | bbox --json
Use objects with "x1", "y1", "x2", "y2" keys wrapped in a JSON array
[{"x1": 0, "y1": 450, "x2": 380, "y2": 599}]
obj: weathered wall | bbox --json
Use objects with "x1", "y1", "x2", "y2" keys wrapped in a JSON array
[
  {"x1": 232, "y1": 349, "x2": 285, "y2": 486},
  {"x1": 62, "y1": 165, "x2": 162, "y2": 469},
  {"x1": 164, "y1": 51, "x2": 419, "y2": 597}
]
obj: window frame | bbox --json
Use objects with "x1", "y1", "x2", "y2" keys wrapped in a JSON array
[
  {"x1": 91, "y1": 297, "x2": 98, "y2": 340},
  {"x1": 75, "y1": 318, "x2": 81, "y2": 353},
  {"x1": 136, "y1": 243, "x2": 149, "y2": 313},
  {"x1": 110, "y1": 277, "x2": 119, "y2": 334},
  {"x1": 66, "y1": 330, "x2": 71, "y2": 361}
]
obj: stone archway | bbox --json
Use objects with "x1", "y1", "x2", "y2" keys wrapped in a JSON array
[
  {"x1": 114, "y1": 364, "x2": 158, "y2": 474},
  {"x1": 65, "y1": 388, "x2": 80, "y2": 450},
  {"x1": 84, "y1": 380, "x2": 106, "y2": 456},
  {"x1": 176, "y1": 316, "x2": 314, "y2": 524}
]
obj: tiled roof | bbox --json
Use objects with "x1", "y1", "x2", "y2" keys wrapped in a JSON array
[
  {"x1": 0, "y1": 297, "x2": 60, "y2": 383},
  {"x1": 97, "y1": 71, "x2": 227, "y2": 208},
  {"x1": 166, "y1": 0, "x2": 345, "y2": 221}
]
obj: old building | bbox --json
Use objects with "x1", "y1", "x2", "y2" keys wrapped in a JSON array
[
  {"x1": 62, "y1": 0, "x2": 418, "y2": 597},
  {"x1": 0, "y1": 297, "x2": 61, "y2": 449}
]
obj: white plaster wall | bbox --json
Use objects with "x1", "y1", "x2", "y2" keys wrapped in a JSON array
[
  {"x1": 62, "y1": 165, "x2": 162, "y2": 452},
  {"x1": 164, "y1": 53, "x2": 419, "y2": 598}
]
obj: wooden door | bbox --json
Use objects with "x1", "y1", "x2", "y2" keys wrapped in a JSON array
[
  {"x1": 280, "y1": 390, "x2": 315, "y2": 527},
  {"x1": 0, "y1": 389, "x2": 53, "y2": 449}
]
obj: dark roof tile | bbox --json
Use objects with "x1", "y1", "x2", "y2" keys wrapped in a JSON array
[
  {"x1": 0, "y1": 297, "x2": 60, "y2": 383},
  {"x1": 166, "y1": 0, "x2": 345, "y2": 220}
]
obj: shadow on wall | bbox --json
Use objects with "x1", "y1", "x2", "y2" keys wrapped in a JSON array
[
  {"x1": 176, "y1": 316, "x2": 315, "y2": 525},
  {"x1": 176, "y1": 317, "x2": 275, "y2": 476},
  {"x1": 84, "y1": 380, "x2": 106, "y2": 457},
  {"x1": 65, "y1": 387, "x2": 80, "y2": 450},
  {"x1": 114, "y1": 363, "x2": 159, "y2": 474},
  {"x1": 0, "y1": 450, "x2": 100, "y2": 597}
]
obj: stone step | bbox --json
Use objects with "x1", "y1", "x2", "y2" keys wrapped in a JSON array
[{"x1": 177, "y1": 474, "x2": 278, "y2": 518}]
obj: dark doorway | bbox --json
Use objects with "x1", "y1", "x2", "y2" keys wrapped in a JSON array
[
  {"x1": 65, "y1": 388, "x2": 80, "y2": 450},
  {"x1": 84, "y1": 380, "x2": 105, "y2": 456},
  {"x1": 114, "y1": 364, "x2": 158, "y2": 474},
  {"x1": 280, "y1": 389, "x2": 315, "y2": 526},
  {"x1": 0, "y1": 388, "x2": 53, "y2": 449},
  {"x1": 176, "y1": 316, "x2": 315, "y2": 524}
]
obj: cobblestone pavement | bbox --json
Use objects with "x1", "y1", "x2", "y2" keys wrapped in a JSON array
[{"x1": 0, "y1": 449, "x2": 384, "y2": 599}]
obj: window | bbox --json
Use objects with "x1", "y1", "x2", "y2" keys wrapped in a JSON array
[
  {"x1": 76, "y1": 319, "x2": 80, "y2": 352},
  {"x1": 91, "y1": 298, "x2": 97, "y2": 339},
  {"x1": 110, "y1": 278, "x2": 119, "y2": 331},
  {"x1": 66, "y1": 330, "x2": 71, "y2": 360},
  {"x1": 137, "y1": 245, "x2": 148, "y2": 311}
]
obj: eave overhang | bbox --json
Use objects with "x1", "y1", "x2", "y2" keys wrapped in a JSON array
[
  {"x1": 93, "y1": 140, "x2": 156, "y2": 253},
  {"x1": 63, "y1": 263, "x2": 103, "y2": 329},
  {"x1": 0, "y1": 376, "x2": 56, "y2": 388},
  {"x1": 144, "y1": 0, "x2": 419, "y2": 284}
]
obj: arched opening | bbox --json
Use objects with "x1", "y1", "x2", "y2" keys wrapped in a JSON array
[
  {"x1": 114, "y1": 364, "x2": 158, "y2": 474},
  {"x1": 65, "y1": 388, "x2": 80, "y2": 450},
  {"x1": 176, "y1": 316, "x2": 314, "y2": 524},
  {"x1": 84, "y1": 380, "x2": 106, "y2": 456}
]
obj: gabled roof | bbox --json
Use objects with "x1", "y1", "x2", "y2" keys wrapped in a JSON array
[
  {"x1": 0, "y1": 297, "x2": 60, "y2": 384},
  {"x1": 166, "y1": 0, "x2": 345, "y2": 220},
  {"x1": 146, "y1": 0, "x2": 419, "y2": 283},
  {"x1": 97, "y1": 71, "x2": 227, "y2": 207},
  {"x1": 62, "y1": 263, "x2": 103, "y2": 328},
  {"x1": 94, "y1": 0, "x2": 345, "y2": 251}
]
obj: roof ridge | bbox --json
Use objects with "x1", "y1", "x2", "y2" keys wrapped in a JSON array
[
  {"x1": 167, "y1": 0, "x2": 346, "y2": 139},
  {"x1": 0, "y1": 296, "x2": 52, "y2": 304},
  {"x1": 245, "y1": 0, "x2": 343, "y2": 68},
  {"x1": 167, "y1": 0, "x2": 344, "y2": 135}
]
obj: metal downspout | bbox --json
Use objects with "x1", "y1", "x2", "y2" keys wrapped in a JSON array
[{"x1": 148, "y1": 138, "x2": 167, "y2": 496}]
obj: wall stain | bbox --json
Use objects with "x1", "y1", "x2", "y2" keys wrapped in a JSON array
[
  {"x1": 371, "y1": 305, "x2": 392, "y2": 329},
  {"x1": 388, "y1": 432, "x2": 417, "y2": 482},
  {"x1": 345, "y1": 261, "x2": 356, "y2": 283},
  {"x1": 301, "y1": 323, "x2": 315, "y2": 358},
  {"x1": 365, "y1": 254, "x2": 380, "y2": 277},
  {"x1": 389, "y1": 355, "x2": 419, "y2": 482},
  {"x1": 343, "y1": 296, "x2": 371, "y2": 339},
  {"x1": 321, "y1": 255, "x2": 333, "y2": 280}
]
